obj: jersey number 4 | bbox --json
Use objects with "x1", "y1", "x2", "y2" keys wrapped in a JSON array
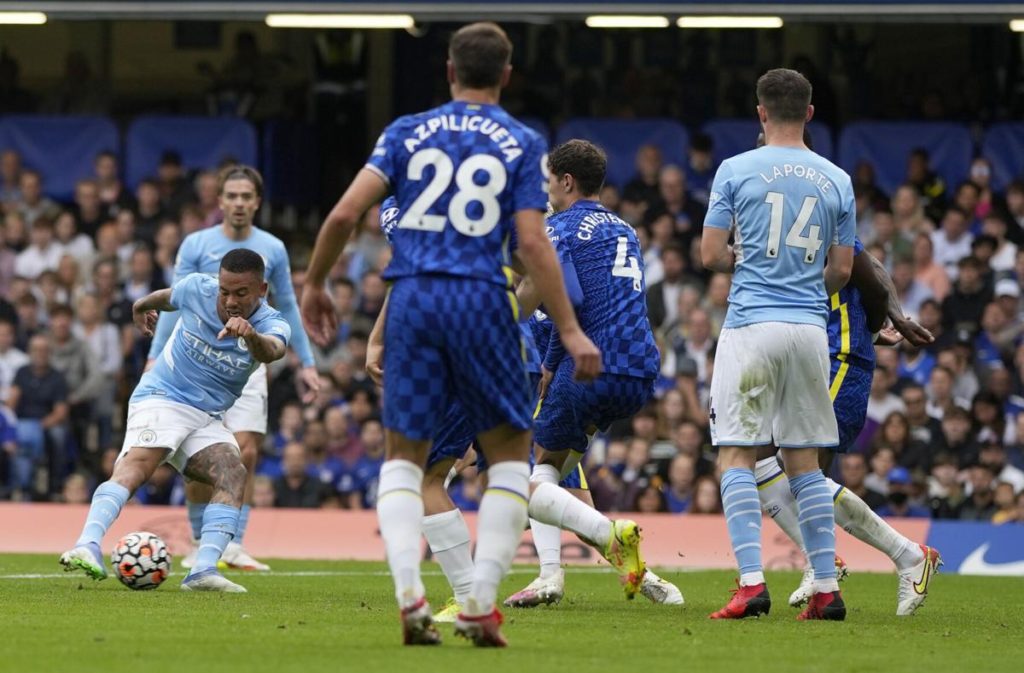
[
  {"x1": 612, "y1": 236, "x2": 643, "y2": 292},
  {"x1": 399, "y1": 149, "x2": 506, "y2": 238},
  {"x1": 764, "y1": 192, "x2": 823, "y2": 264}
]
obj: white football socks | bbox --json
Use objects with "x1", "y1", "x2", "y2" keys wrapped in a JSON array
[
  {"x1": 422, "y1": 509, "x2": 474, "y2": 604},
  {"x1": 467, "y1": 461, "x2": 531, "y2": 616},
  {"x1": 754, "y1": 457, "x2": 805, "y2": 551},
  {"x1": 833, "y1": 484, "x2": 924, "y2": 570},
  {"x1": 530, "y1": 518, "x2": 564, "y2": 579},
  {"x1": 376, "y1": 460, "x2": 426, "y2": 609},
  {"x1": 528, "y1": 464, "x2": 612, "y2": 549}
]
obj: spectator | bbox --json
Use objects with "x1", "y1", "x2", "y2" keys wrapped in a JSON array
[
  {"x1": 902, "y1": 383, "x2": 946, "y2": 451},
  {"x1": 662, "y1": 454, "x2": 696, "y2": 513},
  {"x1": 273, "y1": 441, "x2": 332, "y2": 508},
  {"x1": 839, "y1": 452, "x2": 887, "y2": 510},
  {"x1": 911, "y1": 234, "x2": 951, "y2": 302},
  {"x1": 646, "y1": 244, "x2": 693, "y2": 331},
  {"x1": 937, "y1": 347, "x2": 981, "y2": 406},
  {"x1": 684, "y1": 132, "x2": 716, "y2": 206},
  {"x1": 587, "y1": 439, "x2": 627, "y2": 512},
  {"x1": 866, "y1": 363, "x2": 905, "y2": 424},
  {"x1": 874, "y1": 411, "x2": 930, "y2": 472},
  {"x1": 14, "y1": 294, "x2": 41, "y2": 351},
  {"x1": 968, "y1": 157, "x2": 997, "y2": 220},
  {"x1": 194, "y1": 171, "x2": 222, "y2": 227},
  {"x1": 984, "y1": 215, "x2": 1018, "y2": 273},
  {"x1": 0, "y1": 149, "x2": 22, "y2": 207},
  {"x1": 702, "y1": 273, "x2": 730, "y2": 336},
  {"x1": 930, "y1": 207, "x2": 973, "y2": 280},
  {"x1": 89, "y1": 257, "x2": 133, "y2": 329},
  {"x1": 49, "y1": 304, "x2": 104, "y2": 455},
  {"x1": 134, "y1": 180, "x2": 164, "y2": 243},
  {"x1": 153, "y1": 220, "x2": 180, "y2": 287},
  {"x1": 621, "y1": 144, "x2": 663, "y2": 224},
  {"x1": 179, "y1": 203, "x2": 206, "y2": 237},
  {"x1": 71, "y1": 179, "x2": 109, "y2": 239},
  {"x1": 122, "y1": 246, "x2": 165, "y2": 304},
  {"x1": 0, "y1": 319, "x2": 27, "y2": 402},
  {"x1": 926, "y1": 365, "x2": 966, "y2": 420},
  {"x1": 652, "y1": 165, "x2": 705, "y2": 247},
  {"x1": 14, "y1": 216, "x2": 62, "y2": 280},
  {"x1": 54, "y1": 211, "x2": 96, "y2": 263},
  {"x1": 890, "y1": 257, "x2": 931, "y2": 319},
  {"x1": 960, "y1": 463, "x2": 998, "y2": 520},
  {"x1": 4, "y1": 210, "x2": 27, "y2": 252},
  {"x1": 134, "y1": 465, "x2": 181, "y2": 505},
  {"x1": 899, "y1": 343, "x2": 936, "y2": 388},
  {"x1": 865, "y1": 446, "x2": 897, "y2": 496},
  {"x1": 7, "y1": 335, "x2": 69, "y2": 497},
  {"x1": 252, "y1": 475, "x2": 275, "y2": 508},
  {"x1": 941, "y1": 257, "x2": 992, "y2": 335},
  {"x1": 271, "y1": 402, "x2": 304, "y2": 455},
  {"x1": 953, "y1": 181, "x2": 983, "y2": 232},
  {"x1": 906, "y1": 148, "x2": 947, "y2": 222},
  {"x1": 93, "y1": 151, "x2": 133, "y2": 214},
  {"x1": 978, "y1": 443, "x2": 1024, "y2": 493},
  {"x1": 338, "y1": 419, "x2": 385, "y2": 509},
  {"x1": 633, "y1": 482, "x2": 668, "y2": 513},
  {"x1": 992, "y1": 482, "x2": 1019, "y2": 524},
  {"x1": 877, "y1": 467, "x2": 931, "y2": 518},
  {"x1": 688, "y1": 475, "x2": 722, "y2": 514},
  {"x1": 976, "y1": 303, "x2": 1013, "y2": 366},
  {"x1": 599, "y1": 184, "x2": 620, "y2": 213},
  {"x1": 60, "y1": 473, "x2": 90, "y2": 505},
  {"x1": 868, "y1": 210, "x2": 912, "y2": 263},
  {"x1": 891, "y1": 184, "x2": 935, "y2": 239},
  {"x1": 1004, "y1": 181, "x2": 1024, "y2": 244},
  {"x1": 15, "y1": 171, "x2": 60, "y2": 227},
  {"x1": 156, "y1": 151, "x2": 192, "y2": 218},
  {"x1": 927, "y1": 453, "x2": 966, "y2": 518},
  {"x1": 73, "y1": 293, "x2": 120, "y2": 449}
]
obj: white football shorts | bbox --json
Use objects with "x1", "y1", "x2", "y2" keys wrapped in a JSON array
[
  {"x1": 119, "y1": 398, "x2": 239, "y2": 474},
  {"x1": 708, "y1": 321, "x2": 839, "y2": 449},
  {"x1": 223, "y1": 363, "x2": 268, "y2": 435}
]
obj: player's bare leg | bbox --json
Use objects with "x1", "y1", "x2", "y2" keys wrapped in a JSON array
[
  {"x1": 454, "y1": 424, "x2": 531, "y2": 647},
  {"x1": 378, "y1": 431, "x2": 439, "y2": 645},
  {"x1": 422, "y1": 457, "x2": 474, "y2": 622},
  {"x1": 180, "y1": 443, "x2": 248, "y2": 593},
  {"x1": 527, "y1": 446, "x2": 646, "y2": 599},
  {"x1": 60, "y1": 446, "x2": 169, "y2": 580}
]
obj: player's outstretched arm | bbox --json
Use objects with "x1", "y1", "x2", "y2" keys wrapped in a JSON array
[
  {"x1": 700, "y1": 227, "x2": 735, "y2": 273},
  {"x1": 218, "y1": 318, "x2": 287, "y2": 364},
  {"x1": 859, "y1": 250, "x2": 935, "y2": 347},
  {"x1": 132, "y1": 289, "x2": 175, "y2": 337},
  {"x1": 303, "y1": 169, "x2": 387, "y2": 346},
  {"x1": 823, "y1": 244, "x2": 854, "y2": 296},
  {"x1": 515, "y1": 209, "x2": 601, "y2": 381}
]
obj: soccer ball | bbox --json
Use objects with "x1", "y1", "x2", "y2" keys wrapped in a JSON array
[{"x1": 111, "y1": 532, "x2": 172, "y2": 590}]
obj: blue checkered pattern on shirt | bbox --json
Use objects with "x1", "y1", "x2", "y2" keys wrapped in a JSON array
[{"x1": 382, "y1": 275, "x2": 533, "y2": 441}]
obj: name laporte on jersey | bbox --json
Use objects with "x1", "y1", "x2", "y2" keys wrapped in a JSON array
[
  {"x1": 373, "y1": 113, "x2": 526, "y2": 163},
  {"x1": 758, "y1": 163, "x2": 835, "y2": 192}
]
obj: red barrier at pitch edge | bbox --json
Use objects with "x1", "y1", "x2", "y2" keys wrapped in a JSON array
[{"x1": 0, "y1": 503, "x2": 931, "y2": 573}]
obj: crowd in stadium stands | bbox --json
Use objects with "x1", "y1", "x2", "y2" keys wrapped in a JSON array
[{"x1": 0, "y1": 133, "x2": 1023, "y2": 527}]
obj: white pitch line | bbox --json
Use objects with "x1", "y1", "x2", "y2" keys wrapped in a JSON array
[{"x1": 0, "y1": 567, "x2": 633, "y2": 581}]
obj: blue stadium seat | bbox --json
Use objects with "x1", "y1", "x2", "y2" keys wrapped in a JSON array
[
  {"x1": 0, "y1": 116, "x2": 119, "y2": 202},
  {"x1": 838, "y1": 121, "x2": 972, "y2": 195},
  {"x1": 555, "y1": 118, "x2": 688, "y2": 188},
  {"x1": 702, "y1": 118, "x2": 834, "y2": 162},
  {"x1": 981, "y1": 123, "x2": 1024, "y2": 192},
  {"x1": 125, "y1": 116, "x2": 258, "y2": 189}
]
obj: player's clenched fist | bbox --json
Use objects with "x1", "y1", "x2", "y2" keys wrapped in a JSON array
[
  {"x1": 133, "y1": 307, "x2": 158, "y2": 337},
  {"x1": 218, "y1": 316, "x2": 255, "y2": 341},
  {"x1": 563, "y1": 329, "x2": 602, "y2": 382}
]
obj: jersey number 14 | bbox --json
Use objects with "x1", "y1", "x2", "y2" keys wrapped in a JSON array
[{"x1": 764, "y1": 192, "x2": 823, "y2": 264}]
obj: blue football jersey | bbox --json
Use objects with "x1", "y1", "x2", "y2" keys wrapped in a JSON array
[
  {"x1": 365, "y1": 100, "x2": 548, "y2": 287},
  {"x1": 132, "y1": 274, "x2": 291, "y2": 414},
  {"x1": 148, "y1": 225, "x2": 314, "y2": 367},
  {"x1": 543, "y1": 200, "x2": 660, "y2": 379},
  {"x1": 827, "y1": 239, "x2": 875, "y2": 371},
  {"x1": 379, "y1": 196, "x2": 400, "y2": 245},
  {"x1": 705, "y1": 146, "x2": 856, "y2": 330}
]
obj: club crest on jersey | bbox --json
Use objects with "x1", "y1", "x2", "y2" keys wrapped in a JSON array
[
  {"x1": 237, "y1": 337, "x2": 248, "y2": 351},
  {"x1": 138, "y1": 429, "x2": 157, "y2": 446}
]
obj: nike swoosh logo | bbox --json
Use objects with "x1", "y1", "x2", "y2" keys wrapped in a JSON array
[
  {"x1": 958, "y1": 543, "x2": 1024, "y2": 576},
  {"x1": 912, "y1": 555, "x2": 932, "y2": 594}
]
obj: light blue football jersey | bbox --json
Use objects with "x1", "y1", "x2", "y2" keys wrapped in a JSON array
[
  {"x1": 132, "y1": 274, "x2": 291, "y2": 415},
  {"x1": 148, "y1": 225, "x2": 314, "y2": 367},
  {"x1": 704, "y1": 146, "x2": 856, "y2": 330}
]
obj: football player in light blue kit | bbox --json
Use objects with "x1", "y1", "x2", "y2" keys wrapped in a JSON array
[
  {"x1": 60, "y1": 249, "x2": 291, "y2": 593},
  {"x1": 148, "y1": 166, "x2": 319, "y2": 573},
  {"x1": 701, "y1": 68, "x2": 855, "y2": 621}
]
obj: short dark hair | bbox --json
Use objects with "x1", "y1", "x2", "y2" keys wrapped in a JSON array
[
  {"x1": 756, "y1": 68, "x2": 812, "y2": 123},
  {"x1": 218, "y1": 164, "x2": 264, "y2": 198},
  {"x1": 449, "y1": 22, "x2": 512, "y2": 89},
  {"x1": 690, "y1": 132, "x2": 713, "y2": 153},
  {"x1": 220, "y1": 248, "x2": 265, "y2": 278},
  {"x1": 50, "y1": 304, "x2": 74, "y2": 319},
  {"x1": 548, "y1": 139, "x2": 607, "y2": 196}
]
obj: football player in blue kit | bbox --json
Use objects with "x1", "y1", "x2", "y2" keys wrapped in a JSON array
[
  {"x1": 301, "y1": 23, "x2": 601, "y2": 647},
  {"x1": 60, "y1": 250, "x2": 291, "y2": 593}
]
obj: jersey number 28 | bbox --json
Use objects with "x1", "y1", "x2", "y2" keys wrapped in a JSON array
[
  {"x1": 399, "y1": 149, "x2": 506, "y2": 238},
  {"x1": 764, "y1": 192, "x2": 823, "y2": 264}
]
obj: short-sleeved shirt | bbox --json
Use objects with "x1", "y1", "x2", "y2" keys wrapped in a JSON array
[
  {"x1": 704, "y1": 146, "x2": 856, "y2": 330},
  {"x1": 365, "y1": 100, "x2": 548, "y2": 287},
  {"x1": 13, "y1": 365, "x2": 68, "y2": 420},
  {"x1": 131, "y1": 273, "x2": 291, "y2": 415}
]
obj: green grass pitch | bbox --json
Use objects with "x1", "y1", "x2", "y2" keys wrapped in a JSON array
[{"x1": 2, "y1": 554, "x2": 1021, "y2": 673}]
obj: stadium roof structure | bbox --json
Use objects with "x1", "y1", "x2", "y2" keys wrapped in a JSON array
[{"x1": 5, "y1": 1, "x2": 1024, "y2": 22}]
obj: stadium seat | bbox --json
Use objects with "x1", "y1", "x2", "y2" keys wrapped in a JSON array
[
  {"x1": 0, "y1": 116, "x2": 119, "y2": 202},
  {"x1": 981, "y1": 123, "x2": 1024, "y2": 192},
  {"x1": 555, "y1": 118, "x2": 688, "y2": 188},
  {"x1": 838, "y1": 121, "x2": 972, "y2": 195},
  {"x1": 125, "y1": 116, "x2": 258, "y2": 189},
  {"x1": 702, "y1": 118, "x2": 834, "y2": 162}
]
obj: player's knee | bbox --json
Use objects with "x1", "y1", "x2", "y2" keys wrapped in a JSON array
[{"x1": 236, "y1": 435, "x2": 261, "y2": 469}]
